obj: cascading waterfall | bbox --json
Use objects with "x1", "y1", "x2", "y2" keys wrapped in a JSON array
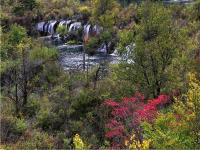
[
  {"x1": 93, "y1": 25, "x2": 101, "y2": 35},
  {"x1": 36, "y1": 20, "x2": 120, "y2": 70},
  {"x1": 48, "y1": 20, "x2": 58, "y2": 34},
  {"x1": 44, "y1": 22, "x2": 49, "y2": 33},
  {"x1": 36, "y1": 20, "x2": 102, "y2": 40},
  {"x1": 36, "y1": 20, "x2": 117, "y2": 54},
  {"x1": 57, "y1": 20, "x2": 72, "y2": 32},
  {"x1": 37, "y1": 22, "x2": 45, "y2": 32},
  {"x1": 66, "y1": 20, "x2": 72, "y2": 29},
  {"x1": 69, "y1": 22, "x2": 82, "y2": 32},
  {"x1": 83, "y1": 24, "x2": 91, "y2": 42},
  {"x1": 59, "y1": 20, "x2": 67, "y2": 26}
]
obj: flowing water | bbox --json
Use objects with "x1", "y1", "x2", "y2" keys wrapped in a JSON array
[
  {"x1": 40, "y1": 36, "x2": 120, "y2": 70},
  {"x1": 59, "y1": 50, "x2": 120, "y2": 70}
]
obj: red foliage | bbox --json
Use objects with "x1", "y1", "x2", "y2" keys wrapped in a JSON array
[
  {"x1": 104, "y1": 99, "x2": 120, "y2": 107},
  {"x1": 105, "y1": 125, "x2": 125, "y2": 138},
  {"x1": 136, "y1": 95, "x2": 170, "y2": 122},
  {"x1": 102, "y1": 93, "x2": 170, "y2": 148},
  {"x1": 111, "y1": 106, "x2": 129, "y2": 118}
]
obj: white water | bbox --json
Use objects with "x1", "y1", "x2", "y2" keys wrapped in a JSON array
[
  {"x1": 37, "y1": 22, "x2": 45, "y2": 32},
  {"x1": 48, "y1": 20, "x2": 58, "y2": 34},
  {"x1": 97, "y1": 43, "x2": 107, "y2": 53},
  {"x1": 84, "y1": 24, "x2": 91, "y2": 40},
  {"x1": 69, "y1": 22, "x2": 81, "y2": 32},
  {"x1": 93, "y1": 25, "x2": 101, "y2": 35},
  {"x1": 39, "y1": 35, "x2": 120, "y2": 70},
  {"x1": 59, "y1": 50, "x2": 120, "y2": 70}
]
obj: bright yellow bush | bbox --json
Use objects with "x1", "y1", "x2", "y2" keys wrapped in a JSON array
[
  {"x1": 173, "y1": 73, "x2": 200, "y2": 143},
  {"x1": 73, "y1": 134, "x2": 84, "y2": 150}
]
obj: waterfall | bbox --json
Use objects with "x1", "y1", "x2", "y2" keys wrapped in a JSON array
[
  {"x1": 58, "y1": 20, "x2": 72, "y2": 31},
  {"x1": 36, "y1": 20, "x2": 103, "y2": 38},
  {"x1": 66, "y1": 20, "x2": 72, "y2": 29},
  {"x1": 97, "y1": 43, "x2": 107, "y2": 53},
  {"x1": 69, "y1": 22, "x2": 81, "y2": 32},
  {"x1": 83, "y1": 24, "x2": 91, "y2": 42},
  {"x1": 36, "y1": 20, "x2": 104, "y2": 48},
  {"x1": 112, "y1": 49, "x2": 118, "y2": 55},
  {"x1": 47, "y1": 21, "x2": 53, "y2": 34},
  {"x1": 93, "y1": 25, "x2": 101, "y2": 35},
  {"x1": 37, "y1": 22, "x2": 45, "y2": 32},
  {"x1": 59, "y1": 20, "x2": 67, "y2": 26},
  {"x1": 48, "y1": 20, "x2": 58, "y2": 34},
  {"x1": 43, "y1": 22, "x2": 49, "y2": 33}
]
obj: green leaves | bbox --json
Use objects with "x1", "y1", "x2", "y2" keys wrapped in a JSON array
[
  {"x1": 30, "y1": 46, "x2": 58, "y2": 61},
  {"x1": 91, "y1": 0, "x2": 120, "y2": 28},
  {"x1": 8, "y1": 24, "x2": 27, "y2": 46},
  {"x1": 118, "y1": 2, "x2": 193, "y2": 98},
  {"x1": 0, "y1": 24, "x2": 27, "y2": 73},
  {"x1": 57, "y1": 25, "x2": 68, "y2": 37},
  {"x1": 13, "y1": 118, "x2": 28, "y2": 134},
  {"x1": 85, "y1": 37, "x2": 100, "y2": 55}
]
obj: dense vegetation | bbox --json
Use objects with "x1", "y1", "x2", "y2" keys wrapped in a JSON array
[{"x1": 1, "y1": 0, "x2": 200, "y2": 149}]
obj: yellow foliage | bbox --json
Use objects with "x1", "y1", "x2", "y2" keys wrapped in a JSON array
[
  {"x1": 173, "y1": 73, "x2": 200, "y2": 116},
  {"x1": 173, "y1": 73, "x2": 200, "y2": 144},
  {"x1": 78, "y1": 6, "x2": 90, "y2": 14},
  {"x1": 125, "y1": 133, "x2": 150, "y2": 150},
  {"x1": 187, "y1": 73, "x2": 200, "y2": 110},
  {"x1": 73, "y1": 134, "x2": 84, "y2": 150}
]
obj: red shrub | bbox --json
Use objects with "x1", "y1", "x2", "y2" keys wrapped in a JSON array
[
  {"x1": 104, "y1": 99, "x2": 120, "y2": 107},
  {"x1": 136, "y1": 95, "x2": 170, "y2": 122},
  {"x1": 102, "y1": 93, "x2": 170, "y2": 148}
]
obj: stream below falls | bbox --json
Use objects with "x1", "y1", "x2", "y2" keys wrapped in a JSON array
[{"x1": 40, "y1": 36, "x2": 120, "y2": 70}]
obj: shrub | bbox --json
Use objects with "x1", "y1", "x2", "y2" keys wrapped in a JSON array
[
  {"x1": 13, "y1": 118, "x2": 28, "y2": 134},
  {"x1": 73, "y1": 134, "x2": 85, "y2": 150},
  {"x1": 102, "y1": 93, "x2": 170, "y2": 148},
  {"x1": 57, "y1": 25, "x2": 68, "y2": 37},
  {"x1": 13, "y1": 129, "x2": 56, "y2": 149},
  {"x1": 37, "y1": 109, "x2": 64, "y2": 130},
  {"x1": 24, "y1": 96, "x2": 40, "y2": 117},
  {"x1": 66, "y1": 40, "x2": 79, "y2": 45},
  {"x1": 78, "y1": 6, "x2": 91, "y2": 16},
  {"x1": 0, "y1": 116, "x2": 15, "y2": 142},
  {"x1": 125, "y1": 133, "x2": 150, "y2": 150},
  {"x1": 36, "y1": 97, "x2": 66, "y2": 131},
  {"x1": 85, "y1": 37, "x2": 100, "y2": 55}
]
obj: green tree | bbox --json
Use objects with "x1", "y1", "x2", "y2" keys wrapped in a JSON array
[
  {"x1": 1, "y1": 24, "x2": 57, "y2": 115},
  {"x1": 12, "y1": 0, "x2": 37, "y2": 15},
  {"x1": 118, "y1": 2, "x2": 193, "y2": 98}
]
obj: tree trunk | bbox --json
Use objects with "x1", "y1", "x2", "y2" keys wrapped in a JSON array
[
  {"x1": 93, "y1": 66, "x2": 100, "y2": 90},
  {"x1": 14, "y1": 70, "x2": 19, "y2": 115},
  {"x1": 83, "y1": 47, "x2": 86, "y2": 71},
  {"x1": 22, "y1": 49, "x2": 28, "y2": 106}
]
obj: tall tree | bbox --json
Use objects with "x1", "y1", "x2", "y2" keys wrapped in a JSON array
[{"x1": 118, "y1": 2, "x2": 192, "y2": 98}]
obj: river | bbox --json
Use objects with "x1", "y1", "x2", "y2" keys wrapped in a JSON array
[{"x1": 39, "y1": 36, "x2": 120, "y2": 70}]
